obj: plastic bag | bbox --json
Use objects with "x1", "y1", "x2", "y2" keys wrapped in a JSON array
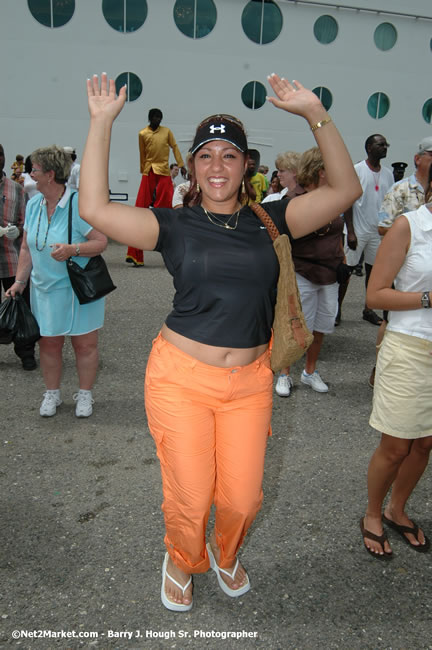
[
  {"x1": 12, "y1": 295, "x2": 40, "y2": 346},
  {"x1": 0, "y1": 296, "x2": 18, "y2": 344}
]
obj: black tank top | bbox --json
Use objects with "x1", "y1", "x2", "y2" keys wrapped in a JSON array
[{"x1": 152, "y1": 201, "x2": 290, "y2": 348}]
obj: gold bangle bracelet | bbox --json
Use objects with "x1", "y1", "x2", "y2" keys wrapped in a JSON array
[{"x1": 310, "y1": 117, "x2": 332, "y2": 132}]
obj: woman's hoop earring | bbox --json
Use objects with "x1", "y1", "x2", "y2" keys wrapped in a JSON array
[
  {"x1": 242, "y1": 180, "x2": 245, "y2": 194},
  {"x1": 197, "y1": 183, "x2": 200, "y2": 193}
]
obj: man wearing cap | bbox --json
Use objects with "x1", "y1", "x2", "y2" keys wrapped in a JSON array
[
  {"x1": 378, "y1": 137, "x2": 432, "y2": 234},
  {"x1": 368, "y1": 137, "x2": 432, "y2": 387},
  {"x1": 391, "y1": 161, "x2": 408, "y2": 183},
  {"x1": 126, "y1": 108, "x2": 186, "y2": 267},
  {"x1": 344, "y1": 134, "x2": 393, "y2": 326}
]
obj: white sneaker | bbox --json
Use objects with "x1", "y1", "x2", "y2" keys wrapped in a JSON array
[
  {"x1": 73, "y1": 390, "x2": 94, "y2": 417},
  {"x1": 275, "y1": 374, "x2": 294, "y2": 397},
  {"x1": 300, "y1": 370, "x2": 328, "y2": 393},
  {"x1": 40, "y1": 390, "x2": 62, "y2": 417}
]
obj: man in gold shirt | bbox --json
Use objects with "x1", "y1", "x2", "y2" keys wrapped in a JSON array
[
  {"x1": 245, "y1": 153, "x2": 267, "y2": 204},
  {"x1": 126, "y1": 108, "x2": 185, "y2": 266}
]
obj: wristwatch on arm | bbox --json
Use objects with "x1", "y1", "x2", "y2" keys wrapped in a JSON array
[{"x1": 421, "y1": 291, "x2": 431, "y2": 308}]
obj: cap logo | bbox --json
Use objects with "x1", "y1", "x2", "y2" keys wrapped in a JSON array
[{"x1": 209, "y1": 124, "x2": 226, "y2": 134}]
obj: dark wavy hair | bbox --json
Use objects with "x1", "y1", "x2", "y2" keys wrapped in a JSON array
[
  {"x1": 24, "y1": 155, "x2": 32, "y2": 174},
  {"x1": 183, "y1": 114, "x2": 256, "y2": 207}
]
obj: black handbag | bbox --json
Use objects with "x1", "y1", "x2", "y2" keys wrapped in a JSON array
[
  {"x1": 335, "y1": 261, "x2": 354, "y2": 284},
  {"x1": 294, "y1": 256, "x2": 353, "y2": 284},
  {"x1": 66, "y1": 193, "x2": 116, "y2": 305}
]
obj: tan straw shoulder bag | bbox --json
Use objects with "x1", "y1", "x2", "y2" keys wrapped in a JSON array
[{"x1": 250, "y1": 202, "x2": 313, "y2": 372}]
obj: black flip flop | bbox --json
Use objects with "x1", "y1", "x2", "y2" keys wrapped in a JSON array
[
  {"x1": 382, "y1": 515, "x2": 430, "y2": 553},
  {"x1": 362, "y1": 309, "x2": 383, "y2": 326},
  {"x1": 360, "y1": 517, "x2": 393, "y2": 560}
]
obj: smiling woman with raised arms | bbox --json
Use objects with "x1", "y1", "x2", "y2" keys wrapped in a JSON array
[{"x1": 79, "y1": 73, "x2": 361, "y2": 612}]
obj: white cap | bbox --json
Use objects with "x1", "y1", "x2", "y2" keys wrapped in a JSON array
[{"x1": 417, "y1": 137, "x2": 432, "y2": 154}]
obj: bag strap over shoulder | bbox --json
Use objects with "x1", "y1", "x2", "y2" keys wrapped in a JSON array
[
  {"x1": 249, "y1": 202, "x2": 281, "y2": 243},
  {"x1": 67, "y1": 192, "x2": 78, "y2": 246}
]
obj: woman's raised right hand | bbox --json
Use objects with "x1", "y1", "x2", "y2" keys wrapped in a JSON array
[
  {"x1": 266, "y1": 74, "x2": 326, "y2": 124},
  {"x1": 87, "y1": 73, "x2": 127, "y2": 122}
]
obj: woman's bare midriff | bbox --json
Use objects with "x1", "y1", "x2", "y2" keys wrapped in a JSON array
[{"x1": 161, "y1": 324, "x2": 269, "y2": 368}]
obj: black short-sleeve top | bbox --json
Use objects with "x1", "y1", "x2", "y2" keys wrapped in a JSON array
[{"x1": 152, "y1": 201, "x2": 291, "y2": 348}]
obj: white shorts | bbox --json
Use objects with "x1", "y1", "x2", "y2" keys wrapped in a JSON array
[
  {"x1": 346, "y1": 233, "x2": 381, "y2": 266},
  {"x1": 296, "y1": 274, "x2": 338, "y2": 334}
]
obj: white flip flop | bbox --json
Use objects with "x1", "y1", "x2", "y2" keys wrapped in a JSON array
[
  {"x1": 206, "y1": 543, "x2": 250, "y2": 597},
  {"x1": 160, "y1": 552, "x2": 193, "y2": 612}
]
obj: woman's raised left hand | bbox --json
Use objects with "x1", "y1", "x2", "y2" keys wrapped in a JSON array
[{"x1": 266, "y1": 74, "x2": 326, "y2": 122}]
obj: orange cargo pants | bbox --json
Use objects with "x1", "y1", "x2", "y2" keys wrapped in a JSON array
[{"x1": 144, "y1": 333, "x2": 273, "y2": 574}]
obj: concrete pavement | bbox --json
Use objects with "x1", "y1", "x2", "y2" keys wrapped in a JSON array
[{"x1": 1, "y1": 242, "x2": 431, "y2": 649}]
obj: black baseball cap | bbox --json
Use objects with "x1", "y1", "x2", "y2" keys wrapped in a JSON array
[
  {"x1": 190, "y1": 115, "x2": 248, "y2": 155},
  {"x1": 391, "y1": 162, "x2": 408, "y2": 171}
]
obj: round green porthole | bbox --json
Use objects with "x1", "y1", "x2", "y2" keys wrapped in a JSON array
[
  {"x1": 173, "y1": 0, "x2": 217, "y2": 39},
  {"x1": 422, "y1": 99, "x2": 432, "y2": 124},
  {"x1": 241, "y1": 81, "x2": 267, "y2": 110},
  {"x1": 28, "y1": 0, "x2": 75, "y2": 28},
  {"x1": 242, "y1": 0, "x2": 283, "y2": 45},
  {"x1": 115, "y1": 72, "x2": 142, "y2": 102},
  {"x1": 367, "y1": 92, "x2": 390, "y2": 119},
  {"x1": 313, "y1": 15, "x2": 338, "y2": 44},
  {"x1": 374, "y1": 23, "x2": 397, "y2": 51},
  {"x1": 312, "y1": 86, "x2": 333, "y2": 110},
  {"x1": 103, "y1": 0, "x2": 148, "y2": 33}
]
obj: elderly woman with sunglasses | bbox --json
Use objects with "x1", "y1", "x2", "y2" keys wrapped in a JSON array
[
  {"x1": 79, "y1": 73, "x2": 361, "y2": 611},
  {"x1": 6, "y1": 145, "x2": 108, "y2": 418}
]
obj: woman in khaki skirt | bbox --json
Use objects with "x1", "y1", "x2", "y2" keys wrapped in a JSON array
[{"x1": 360, "y1": 167, "x2": 432, "y2": 559}]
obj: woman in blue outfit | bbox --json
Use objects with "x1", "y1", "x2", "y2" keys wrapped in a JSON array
[{"x1": 7, "y1": 145, "x2": 108, "y2": 418}]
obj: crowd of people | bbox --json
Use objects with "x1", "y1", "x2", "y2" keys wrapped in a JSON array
[{"x1": 1, "y1": 72, "x2": 431, "y2": 611}]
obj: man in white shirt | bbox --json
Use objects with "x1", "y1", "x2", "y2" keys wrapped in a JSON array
[
  {"x1": 170, "y1": 163, "x2": 179, "y2": 187},
  {"x1": 64, "y1": 146, "x2": 80, "y2": 191},
  {"x1": 368, "y1": 136, "x2": 432, "y2": 387},
  {"x1": 343, "y1": 134, "x2": 393, "y2": 325}
]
